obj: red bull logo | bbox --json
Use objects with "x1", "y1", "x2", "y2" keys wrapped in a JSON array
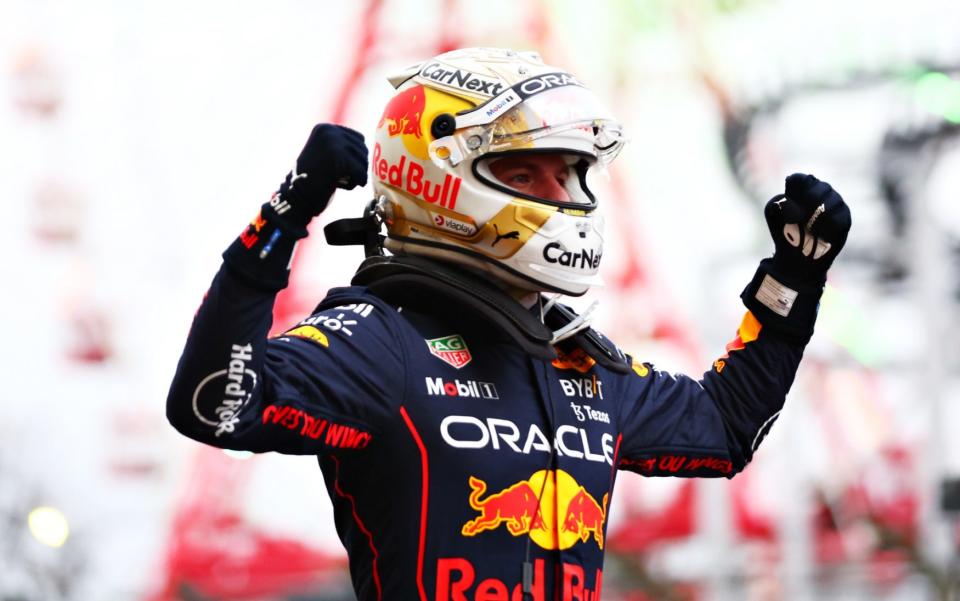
[
  {"x1": 561, "y1": 487, "x2": 608, "y2": 549},
  {"x1": 372, "y1": 142, "x2": 462, "y2": 210},
  {"x1": 377, "y1": 83, "x2": 473, "y2": 161},
  {"x1": 378, "y1": 84, "x2": 425, "y2": 138},
  {"x1": 722, "y1": 311, "x2": 762, "y2": 357},
  {"x1": 462, "y1": 477, "x2": 545, "y2": 536},
  {"x1": 239, "y1": 210, "x2": 268, "y2": 249},
  {"x1": 552, "y1": 347, "x2": 596, "y2": 374},
  {"x1": 462, "y1": 469, "x2": 608, "y2": 551},
  {"x1": 436, "y1": 557, "x2": 602, "y2": 601}
]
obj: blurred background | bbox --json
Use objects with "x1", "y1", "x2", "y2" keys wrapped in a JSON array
[{"x1": 2, "y1": 0, "x2": 959, "y2": 599}]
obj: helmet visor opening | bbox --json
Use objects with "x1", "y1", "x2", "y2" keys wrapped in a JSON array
[{"x1": 474, "y1": 150, "x2": 600, "y2": 210}]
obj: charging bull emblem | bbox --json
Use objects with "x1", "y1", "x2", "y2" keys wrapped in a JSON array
[
  {"x1": 378, "y1": 85, "x2": 425, "y2": 138},
  {"x1": 461, "y1": 476, "x2": 545, "y2": 536},
  {"x1": 561, "y1": 487, "x2": 609, "y2": 549},
  {"x1": 462, "y1": 470, "x2": 607, "y2": 550}
]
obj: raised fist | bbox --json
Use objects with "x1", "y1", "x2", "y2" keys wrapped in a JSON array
[
  {"x1": 764, "y1": 173, "x2": 851, "y2": 285},
  {"x1": 268, "y1": 124, "x2": 369, "y2": 227}
]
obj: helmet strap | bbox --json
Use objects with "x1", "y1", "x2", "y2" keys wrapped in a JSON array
[{"x1": 323, "y1": 198, "x2": 386, "y2": 257}]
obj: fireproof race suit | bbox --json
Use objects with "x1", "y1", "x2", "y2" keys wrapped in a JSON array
[{"x1": 166, "y1": 219, "x2": 806, "y2": 601}]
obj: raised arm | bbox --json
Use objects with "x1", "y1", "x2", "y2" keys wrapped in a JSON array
[
  {"x1": 165, "y1": 125, "x2": 397, "y2": 455},
  {"x1": 618, "y1": 174, "x2": 851, "y2": 477}
]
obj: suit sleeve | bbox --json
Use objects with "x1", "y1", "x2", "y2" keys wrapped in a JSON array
[
  {"x1": 617, "y1": 311, "x2": 803, "y2": 478},
  {"x1": 165, "y1": 209, "x2": 404, "y2": 454}
]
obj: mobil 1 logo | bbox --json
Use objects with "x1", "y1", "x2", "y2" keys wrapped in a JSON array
[{"x1": 425, "y1": 377, "x2": 498, "y2": 400}]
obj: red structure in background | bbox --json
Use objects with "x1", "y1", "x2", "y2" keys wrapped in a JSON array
[
  {"x1": 608, "y1": 481, "x2": 697, "y2": 553},
  {"x1": 149, "y1": 447, "x2": 347, "y2": 601},
  {"x1": 812, "y1": 445, "x2": 919, "y2": 586},
  {"x1": 149, "y1": 512, "x2": 346, "y2": 601},
  {"x1": 607, "y1": 473, "x2": 778, "y2": 556}
]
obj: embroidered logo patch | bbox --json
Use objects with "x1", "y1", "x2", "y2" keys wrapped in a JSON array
[
  {"x1": 426, "y1": 334, "x2": 472, "y2": 369},
  {"x1": 551, "y1": 347, "x2": 596, "y2": 374}
]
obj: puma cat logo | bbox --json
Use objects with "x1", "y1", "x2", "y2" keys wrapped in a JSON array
[{"x1": 492, "y1": 224, "x2": 520, "y2": 247}]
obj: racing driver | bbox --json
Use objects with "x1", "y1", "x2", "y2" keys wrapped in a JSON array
[{"x1": 167, "y1": 47, "x2": 852, "y2": 600}]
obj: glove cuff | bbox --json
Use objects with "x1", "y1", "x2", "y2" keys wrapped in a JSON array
[
  {"x1": 741, "y1": 258, "x2": 824, "y2": 345},
  {"x1": 222, "y1": 203, "x2": 309, "y2": 292},
  {"x1": 268, "y1": 172, "x2": 338, "y2": 230},
  {"x1": 262, "y1": 184, "x2": 318, "y2": 231}
]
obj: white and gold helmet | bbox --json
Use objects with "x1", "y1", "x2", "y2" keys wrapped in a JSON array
[{"x1": 372, "y1": 47, "x2": 625, "y2": 296}]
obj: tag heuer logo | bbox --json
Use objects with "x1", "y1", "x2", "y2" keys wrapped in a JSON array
[{"x1": 426, "y1": 334, "x2": 472, "y2": 369}]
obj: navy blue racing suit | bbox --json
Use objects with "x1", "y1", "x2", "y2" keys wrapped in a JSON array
[{"x1": 167, "y1": 215, "x2": 805, "y2": 601}]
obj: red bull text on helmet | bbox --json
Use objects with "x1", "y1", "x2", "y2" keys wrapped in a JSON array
[{"x1": 372, "y1": 143, "x2": 462, "y2": 210}]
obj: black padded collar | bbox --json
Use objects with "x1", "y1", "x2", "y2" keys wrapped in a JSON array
[
  {"x1": 352, "y1": 255, "x2": 555, "y2": 358},
  {"x1": 351, "y1": 255, "x2": 631, "y2": 373}
]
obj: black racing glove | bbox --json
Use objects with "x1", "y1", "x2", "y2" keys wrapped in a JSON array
[
  {"x1": 741, "y1": 173, "x2": 852, "y2": 343},
  {"x1": 222, "y1": 124, "x2": 369, "y2": 291},
  {"x1": 266, "y1": 124, "x2": 369, "y2": 231}
]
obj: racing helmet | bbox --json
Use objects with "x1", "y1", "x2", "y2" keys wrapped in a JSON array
[{"x1": 372, "y1": 47, "x2": 625, "y2": 296}]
